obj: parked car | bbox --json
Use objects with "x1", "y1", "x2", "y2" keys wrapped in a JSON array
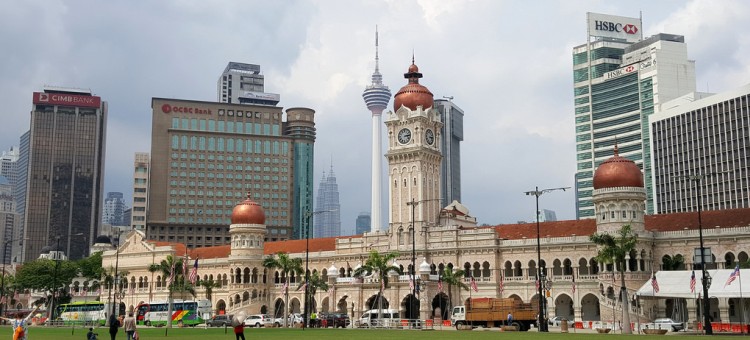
[
  {"x1": 653, "y1": 318, "x2": 684, "y2": 332},
  {"x1": 327, "y1": 313, "x2": 350, "y2": 328},
  {"x1": 207, "y1": 314, "x2": 234, "y2": 327},
  {"x1": 263, "y1": 315, "x2": 282, "y2": 327},
  {"x1": 244, "y1": 314, "x2": 268, "y2": 328}
]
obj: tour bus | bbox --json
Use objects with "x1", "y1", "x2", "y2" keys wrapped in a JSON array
[
  {"x1": 136, "y1": 299, "x2": 211, "y2": 327},
  {"x1": 56, "y1": 302, "x2": 112, "y2": 326}
]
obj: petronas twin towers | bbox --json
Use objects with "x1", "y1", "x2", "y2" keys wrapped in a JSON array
[{"x1": 313, "y1": 164, "x2": 341, "y2": 238}]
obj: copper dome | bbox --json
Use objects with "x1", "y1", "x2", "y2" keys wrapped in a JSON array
[
  {"x1": 231, "y1": 193, "x2": 266, "y2": 225},
  {"x1": 393, "y1": 61, "x2": 433, "y2": 111},
  {"x1": 593, "y1": 146, "x2": 644, "y2": 189}
]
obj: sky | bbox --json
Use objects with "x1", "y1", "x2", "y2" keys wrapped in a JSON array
[{"x1": 2, "y1": 0, "x2": 750, "y2": 236}]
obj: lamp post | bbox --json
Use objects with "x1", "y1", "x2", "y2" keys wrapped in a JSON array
[
  {"x1": 406, "y1": 198, "x2": 441, "y2": 326},
  {"x1": 108, "y1": 230, "x2": 125, "y2": 321},
  {"x1": 681, "y1": 175, "x2": 714, "y2": 335},
  {"x1": 525, "y1": 186, "x2": 569, "y2": 332},
  {"x1": 50, "y1": 236, "x2": 62, "y2": 323},
  {"x1": 303, "y1": 208, "x2": 337, "y2": 329}
]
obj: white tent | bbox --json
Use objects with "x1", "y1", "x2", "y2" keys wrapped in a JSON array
[{"x1": 636, "y1": 269, "x2": 749, "y2": 299}]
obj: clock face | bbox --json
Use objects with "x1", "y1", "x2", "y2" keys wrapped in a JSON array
[
  {"x1": 397, "y1": 128, "x2": 412, "y2": 144},
  {"x1": 425, "y1": 129, "x2": 435, "y2": 145}
]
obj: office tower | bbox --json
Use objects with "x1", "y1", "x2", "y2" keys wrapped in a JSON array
[
  {"x1": 24, "y1": 87, "x2": 107, "y2": 261},
  {"x1": 122, "y1": 208, "x2": 132, "y2": 227},
  {"x1": 148, "y1": 98, "x2": 315, "y2": 246},
  {"x1": 536, "y1": 209, "x2": 557, "y2": 222},
  {"x1": 434, "y1": 99, "x2": 464, "y2": 208},
  {"x1": 573, "y1": 13, "x2": 696, "y2": 218},
  {"x1": 0, "y1": 178, "x2": 14, "y2": 264},
  {"x1": 131, "y1": 152, "x2": 149, "y2": 231},
  {"x1": 102, "y1": 192, "x2": 127, "y2": 226},
  {"x1": 355, "y1": 212, "x2": 371, "y2": 235},
  {"x1": 13, "y1": 131, "x2": 29, "y2": 262},
  {"x1": 650, "y1": 84, "x2": 750, "y2": 213},
  {"x1": 313, "y1": 165, "x2": 341, "y2": 238},
  {"x1": 217, "y1": 62, "x2": 280, "y2": 106},
  {"x1": 0, "y1": 147, "x2": 18, "y2": 187},
  {"x1": 362, "y1": 29, "x2": 391, "y2": 233}
]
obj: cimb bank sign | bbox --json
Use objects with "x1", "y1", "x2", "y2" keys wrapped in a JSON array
[{"x1": 587, "y1": 12, "x2": 642, "y2": 43}]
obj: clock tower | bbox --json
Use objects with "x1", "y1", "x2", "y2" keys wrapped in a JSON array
[{"x1": 385, "y1": 61, "x2": 443, "y2": 249}]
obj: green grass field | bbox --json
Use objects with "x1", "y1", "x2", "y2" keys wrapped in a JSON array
[{"x1": 3, "y1": 326, "x2": 707, "y2": 340}]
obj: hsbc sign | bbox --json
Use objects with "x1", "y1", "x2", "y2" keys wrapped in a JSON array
[
  {"x1": 587, "y1": 12, "x2": 642, "y2": 43},
  {"x1": 33, "y1": 92, "x2": 101, "y2": 108}
]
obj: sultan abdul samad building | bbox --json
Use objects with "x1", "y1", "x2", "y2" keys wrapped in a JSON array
[{"x1": 101, "y1": 61, "x2": 750, "y2": 328}]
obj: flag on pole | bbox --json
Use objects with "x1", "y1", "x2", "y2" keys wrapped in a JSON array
[
  {"x1": 470, "y1": 276, "x2": 478, "y2": 292},
  {"x1": 690, "y1": 271, "x2": 696, "y2": 293},
  {"x1": 282, "y1": 280, "x2": 289, "y2": 293},
  {"x1": 437, "y1": 274, "x2": 443, "y2": 292},
  {"x1": 571, "y1": 273, "x2": 576, "y2": 295},
  {"x1": 189, "y1": 259, "x2": 199, "y2": 285},
  {"x1": 168, "y1": 260, "x2": 176, "y2": 285},
  {"x1": 183, "y1": 254, "x2": 189, "y2": 278},
  {"x1": 498, "y1": 273, "x2": 504, "y2": 295},
  {"x1": 409, "y1": 276, "x2": 415, "y2": 291},
  {"x1": 296, "y1": 281, "x2": 307, "y2": 292},
  {"x1": 725, "y1": 264, "x2": 740, "y2": 288},
  {"x1": 535, "y1": 276, "x2": 540, "y2": 291},
  {"x1": 651, "y1": 273, "x2": 660, "y2": 293}
]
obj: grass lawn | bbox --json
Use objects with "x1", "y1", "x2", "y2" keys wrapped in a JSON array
[{"x1": 8, "y1": 326, "x2": 703, "y2": 339}]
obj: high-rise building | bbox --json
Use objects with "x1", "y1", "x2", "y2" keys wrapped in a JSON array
[
  {"x1": 355, "y1": 212, "x2": 370, "y2": 235},
  {"x1": 131, "y1": 152, "x2": 149, "y2": 231},
  {"x1": 313, "y1": 165, "x2": 341, "y2": 238},
  {"x1": 433, "y1": 99, "x2": 463, "y2": 208},
  {"x1": 217, "y1": 62, "x2": 280, "y2": 106},
  {"x1": 13, "y1": 131, "x2": 29, "y2": 262},
  {"x1": 24, "y1": 87, "x2": 107, "y2": 261},
  {"x1": 0, "y1": 147, "x2": 18, "y2": 187},
  {"x1": 536, "y1": 209, "x2": 557, "y2": 222},
  {"x1": 573, "y1": 13, "x2": 696, "y2": 219},
  {"x1": 362, "y1": 29, "x2": 391, "y2": 233},
  {"x1": 147, "y1": 98, "x2": 315, "y2": 246},
  {"x1": 650, "y1": 83, "x2": 750, "y2": 214},
  {"x1": 102, "y1": 192, "x2": 127, "y2": 226},
  {"x1": 0, "y1": 178, "x2": 15, "y2": 264}
]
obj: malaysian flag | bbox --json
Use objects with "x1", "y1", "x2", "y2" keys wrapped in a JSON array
[
  {"x1": 651, "y1": 274, "x2": 660, "y2": 293},
  {"x1": 282, "y1": 280, "x2": 289, "y2": 293},
  {"x1": 535, "y1": 276, "x2": 540, "y2": 291},
  {"x1": 183, "y1": 255, "x2": 189, "y2": 278},
  {"x1": 690, "y1": 271, "x2": 696, "y2": 293},
  {"x1": 470, "y1": 276, "x2": 478, "y2": 292},
  {"x1": 571, "y1": 273, "x2": 576, "y2": 295},
  {"x1": 498, "y1": 273, "x2": 504, "y2": 295},
  {"x1": 438, "y1": 274, "x2": 444, "y2": 292},
  {"x1": 189, "y1": 259, "x2": 199, "y2": 285},
  {"x1": 409, "y1": 276, "x2": 415, "y2": 291},
  {"x1": 296, "y1": 281, "x2": 307, "y2": 292},
  {"x1": 725, "y1": 264, "x2": 740, "y2": 288}
]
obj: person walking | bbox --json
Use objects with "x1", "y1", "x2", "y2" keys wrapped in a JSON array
[
  {"x1": 0, "y1": 305, "x2": 38, "y2": 340},
  {"x1": 122, "y1": 312, "x2": 137, "y2": 340},
  {"x1": 507, "y1": 312, "x2": 513, "y2": 326},
  {"x1": 108, "y1": 314, "x2": 120, "y2": 340},
  {"x1": 233, "y1": 319, "x2": 246, "y2": 340}
]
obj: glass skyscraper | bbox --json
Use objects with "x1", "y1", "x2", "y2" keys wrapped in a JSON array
[{"x1": 313, "y1": 165, "x2": 341, "y2": 238}]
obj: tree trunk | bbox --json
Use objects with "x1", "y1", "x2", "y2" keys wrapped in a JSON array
[
  {"x1": 166, "y1": 288, "x2": 173, "y2": 328},
  {"x1": 283, "y1": 276, "x2": 289, "y2": 328},
  {"x1": 619, "y1": 267, "x2": 632, "y2": 334}
]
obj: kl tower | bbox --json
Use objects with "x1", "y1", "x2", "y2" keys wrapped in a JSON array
[{"x1": 362, "y1": 28, "x2": 391, "y2": 233}]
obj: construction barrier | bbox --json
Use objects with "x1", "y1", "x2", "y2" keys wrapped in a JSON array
[
  {"x1": 401, "y1": 319, "x2": 409, "y2": 327},
  {"x1": 425, "y1": 319, "x2": 433, "y2": 327},
  {"x1": 443, "y1": 320, "x2": 451, "y2": 327}
]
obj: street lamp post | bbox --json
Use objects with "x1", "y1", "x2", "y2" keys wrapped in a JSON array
[
  {"x1": 303, "y1": 209, "x2": 336, "y2": 330},
  {"x1": 50, "y1": 236, "x2": 62, "y2": 323},
  {"x1": 683, "y1": 175, "x2": 714, "y2": 335},
  {"x1": 406, "y1": 198, "x2": 441, "y2": 327},
  {"x1": 525, "y1": 186, "x2": 569, "y2": 332},
  {"x1": 108, "y1": 230, "x2": 125, "y2": 322}
]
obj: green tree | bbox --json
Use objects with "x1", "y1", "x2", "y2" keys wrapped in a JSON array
[
  {"x1": 15, "y1": 259, "x2": 78, "y2": 319},
  {"x1": 263, "y1": 252, "x2": 302, "y2": 328},
  {"x1": 590, "y1": 224, "x2": 638, "y2": 334},
  {"x1": 295, "y1": 271, "x2": 328, "y2": 313},
  {"x1": 77, "y1": 251, "x2": 104, "y2": 279},
  {"x1": 147, "y1": 263, "x2": 162, "y2": 301},
  {"x1": 200, "y1": 278, "x2": 221, "y2": 300},
  {"x1": 440, "y1": 266, "x2": 468, "y2": 311},
  {"x1": 151, "y1": 255, "x2": 191, "y2": 328},
  {"x1": 353, "y1": 250, "x2": 402, "y2": 325}
]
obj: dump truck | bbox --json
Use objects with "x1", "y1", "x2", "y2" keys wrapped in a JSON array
[{"x1": 451, "y1": 297, "x2": 538, "y2": 331}]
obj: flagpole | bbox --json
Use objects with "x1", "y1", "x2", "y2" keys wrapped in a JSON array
[{"x1": 738, "y1": 267, "x2": 745, "y2": 334}]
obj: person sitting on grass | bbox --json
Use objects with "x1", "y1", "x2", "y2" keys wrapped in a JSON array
[{"x1": 87, "y1": 327, "x2": 98, "y2": 340}]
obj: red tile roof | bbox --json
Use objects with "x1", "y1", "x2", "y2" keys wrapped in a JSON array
[
  {"x1": 151, "y1": 241, "x2": 187, "y2": 256},
  {"x1": 644, "y1": 208, "x2": 750, "y2": 232},
  {"x1": 190, "y1": 245, "x2": 231, "y2": 259},
  {"x1": 264, "y1": 236, "x2": 360, "y2": 255},
  {"x1": 493, "y1": 219, "x2": 597, "y2": 240}
]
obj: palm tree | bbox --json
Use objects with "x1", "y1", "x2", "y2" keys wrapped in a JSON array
[
  {"x1": 151, "y1": 255, "x2": 185, "y2": 328},
  {"x1": 590, "y1": 224, "x2": 638, "y2": 334},
  {"x1": 295, "y1": 271, "x2": 328, "y2": 313},
  {"x1": 263, "y1": 252, "x2": 303, "y2": 328},
  {"x1": 200, "y1": 279, "x2": 221, "y2": 300},
  {"x1": 353, "y1": 250, "x2": 401, "y2": 325},
  {"x1": 440, "y1": 266, "x2": 468, "y2": 311},
  {"x1": 147, "y1": 263, "x2": 161, "y2": 301}
]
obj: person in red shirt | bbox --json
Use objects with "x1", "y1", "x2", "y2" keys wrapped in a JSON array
[{"x1": 234, "y1": 319, "x2": 246, "y2": 340}]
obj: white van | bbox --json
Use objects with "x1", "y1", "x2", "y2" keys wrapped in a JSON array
[{"x1": 356, "y1": 309, "x2": 400, "y2": 328}]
